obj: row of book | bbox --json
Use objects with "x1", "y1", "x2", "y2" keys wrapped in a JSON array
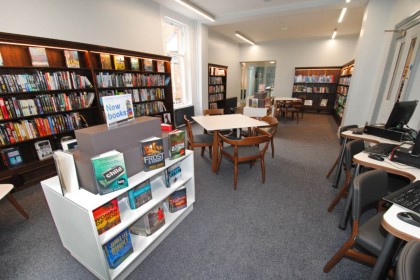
[
  {"x1": 337, "y1": 86, "x2": 349, "y2": 95},
  {"x1": 99, "y1": 54, "x2": 165, "y2": 73},
  {"x1": 0, "y1": 112, "x2": 82, "y2": 145},
  {"x1": 293, "y1": 85, "x2": 331, "y2": 93},
  {"x1": 0, "y1": 71, "x2": 93, "y2": 93},
  {"x1": 209, "y1": 93, "x2": 224, "y2": 102},
  {"x1": 209, "y1": 67, "x2": 226, "y2": 76},
  {"x1": 134, "y1": 101, "x2": 167, "y2": 117},
  {"x1": 209, "y1": 76, "x2": 223, "y2": 85},
  {"x1": 339, "y1": 76, "x2": 351, "y2": 86},
  {"x1": 95, "y1": 73, "x2": 166, "y2": 88},
  {"x1": 98, "y1": 88, "x2": 165, "y2": 105},
  {"x1": 208, "y1": 85, "x2": 225, "y2": 94},
  {"x1": 0, "y1": 92, "x2": 94, "y2": 120},
  {"x1": 294, "y1": 74, "x2": 335, "y2": 83}
]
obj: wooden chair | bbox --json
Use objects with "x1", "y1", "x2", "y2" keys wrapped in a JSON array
[
  {"x1": 216, "y1": 128, "x2": 271, "y2": 190},
  {"x1": 278, "y1": 101, "x2": 302, "y2": 123},
  {"x1": 184, "y1": 115, "x2": 213, "y2": 158},
  {"x1": 256, "y1": 116, "x2": 279, "y2": 158},
  {"x1": 323, "y1": 170, "x2": 389, "y2": 273},
  {"x1": 0, "y1": 184, "x2": 29, "y2": 219}
]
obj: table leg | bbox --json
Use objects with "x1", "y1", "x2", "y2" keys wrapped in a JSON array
[
  {"x1": 339, "y1": 164, "x2": 361, "y2": 230},
  {"x1": 211, "y1": 130, "x2": 219, "y2": 173},
  {"x1": 369, "y1": 234, "x2": 402, "y2": 280},
  {"x1": 332, "y1": 138, "x2": 348, "y2": 188}
]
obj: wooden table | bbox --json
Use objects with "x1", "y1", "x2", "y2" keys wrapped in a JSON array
[{"x1": 192, "y1": 114, "x2": 268, "y2": 172}]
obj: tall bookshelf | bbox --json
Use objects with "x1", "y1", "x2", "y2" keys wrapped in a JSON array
[
  {"x1": 0, "y1": 32, "x2": 174, "y2": 190},
  {"x1": 292, "y1": 67, "x2": 341, "y2": 113},
  {"x1": 208, "y1": 64, "x2": 227, "y2": 109},
  {"x1": 333, "y1": 60, "x2": 354, "y2": 125}
]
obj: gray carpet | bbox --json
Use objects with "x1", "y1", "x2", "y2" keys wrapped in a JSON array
[{"x1": 0, "y1": 113, "x2": 374, "y2": 279}]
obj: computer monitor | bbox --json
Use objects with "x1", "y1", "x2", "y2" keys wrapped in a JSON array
[
  {"x1": 385, "y1": 100, "x2": 418, "y2": 130},
  {"x1": 224, "y1": 97, "x2": 238, "y2": 114},
  {"x1": 412, "y1": 131, "x2": 420, "y2": 156}
]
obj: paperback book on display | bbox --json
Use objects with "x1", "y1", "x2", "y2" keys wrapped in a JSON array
[
  {"x1": 0, "y1": 147, "x2": 23, "y2": 167},
  {"x1": 140, "y1": 136, "x2": 165, "y2": 171},
  {"x1": 93, "y1": 198, "x2": 121, "y2": 235},
  {"x1": 91, "y1": 150, "x2": 129, "y2": 195},
  {"x1": 129, "y1": 203, "x2": 165, "y2": 236},
  {"x1": 168, "y1": 129, "x2": 185, "y2": 160},
  {"x1": 103, "y1": 228, "x2": 133, "y2": 269},
  {"x1": 113, "y1": 55, "x2": 125, "y2": 70},
  {"x1": 53, "y1": 150, "x2": 80, "y2": 195},
  {"x1": 168, "y1": 188, "x2": 187, "y2": 213},
  {"x1": 127, "y1": 179, "x2": 152, "y2": 210},
  {"x1": 130, "y1": 58, "x2": 139, "y2": 70},
  {"x1": 143, "y1": 58, "x2": 153, "y2": 72},
  {"x1": 34, "y1": 139, "x2": 53, "y2": 160},
  {"x1": 29, "y1": 47, "x2": 49, "y2": 67},
  {"x1": 64, "y1": 50, "x2": 80, "y2": 68},
  {"x1": 100, "y1": 54, "x2": 112, "y2": 70},
  {"x1": 164, "y1": 162, "x2": 182, "y2": 188}
]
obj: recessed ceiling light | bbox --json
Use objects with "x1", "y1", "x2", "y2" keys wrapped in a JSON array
[{"x1": 338, "y1": 8, "x2": 347, "y2": 23}]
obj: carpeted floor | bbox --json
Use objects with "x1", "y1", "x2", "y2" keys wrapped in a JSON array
[{"x1": 0, "y1": 113, "x2": 375, "y2": 279}]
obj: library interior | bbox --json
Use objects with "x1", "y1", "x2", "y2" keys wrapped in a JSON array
[{"x1": 1, "y1": 0, "x2": 420, "y2": 279}]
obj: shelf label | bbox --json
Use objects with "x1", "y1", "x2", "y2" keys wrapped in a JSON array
[{"x1": 102, "y1": 94, "x2": 134, "y2": 127}]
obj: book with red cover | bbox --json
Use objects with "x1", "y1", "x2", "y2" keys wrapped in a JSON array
[{"x1": 92, "y1": 198, "x2": 121, "y2": 235}]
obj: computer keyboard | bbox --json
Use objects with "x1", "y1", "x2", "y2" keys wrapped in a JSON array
[
  {"x1": 364, "y1": 143, "x2": 399, "y2": 156},
  {"x1": 384, "y1": 181, "x2": 420, "y2": 214}
]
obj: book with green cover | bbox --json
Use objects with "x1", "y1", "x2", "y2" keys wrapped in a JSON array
[
  {"x1": 91, "y1": 150, "x2": 129, "y2": 195},
  {"x1": 168, "y1": 129, "x2": 185, "y2": 160},
  {"x1": 130, "y1": 58, "x2": 139, "y2": 70}
]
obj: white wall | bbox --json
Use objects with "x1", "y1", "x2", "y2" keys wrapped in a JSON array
[
  {"x1": 239, "y1": 36, "x2": 358, "y2": 97},
  {"x1": 0, "y1": 0, "x2": 164, "y2": 55},
  {"x1": 208, "y1": 30, "x2": 241, "y2": 102}
]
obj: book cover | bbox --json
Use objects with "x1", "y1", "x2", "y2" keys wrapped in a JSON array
[
  {"x1": 91, "y1": 150, "x2": 129, "y2": 195},
  {"x1": 1, "y1": 147, "x2": 23, "y2": 167},
  {"x1": 53, "y1": 150, "x2": 79, "y2": 195},
  {"x1": 34, "y1": 139, "x2": 53, "y2": 160},
  {"x1": 0, "y1": 51, "x2": 3, "y2": 66},
  {"x1": 157, "y1": 61, "x2": 165, "y2": 73},
  {"x1": 29, "y1": 47, "x2": 49, "y2": 67},
  {"x1": 143, "y1": 59, "x2": 153, "y2": 72},
  {"x1": 129, "y1": 203, "x2": 165, "y2": 236},
  {"x1": 64, "y1": 50, "x2": 80, "y2": 68},
  {"x1": 320, "y1": 99, "x2": 328, "y2": 107},
  {"x1": 93, "y1": 198, "x2": 121, "y2": 235},
  {"x1": 168, "y1": 130, "x2": 185, "y2": 160},
  {"x1": 113, "y1": 55, "x2": 125, "y2": 70},
  {"x1": 140, "y1": 136, "x2": 165, "y2": 171},
  {"x1": 103, "y1": 228, "x2": 133, "y2": 269},
  {"x1": 130, "y1": 58, "x2": 139, "y2": 70},
  {"x1": 168, "y1": 188, "x2": 187, "y2": 213},
  {"x1": 127, "y1": 179, "x2": 152, "y2": 210},
  {"x1": 164, "y1": 162, "x2": 182, "y2": 188},
  {"x1": 163, "y1": 112, "x2": 171, "y2": 124},
  {"x1": 100, "y1": 54, "x2": 112, "y2": 70}
]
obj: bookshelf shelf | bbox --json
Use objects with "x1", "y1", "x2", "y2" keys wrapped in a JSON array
[
  {"x1": 208, "y1": 63, "x2": 227, "y2": 109},
  {"x1": 333, "y1": 60, "x2": 354, "y2": 125}
]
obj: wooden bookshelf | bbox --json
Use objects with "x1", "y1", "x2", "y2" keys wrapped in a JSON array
[
  {"x1": 0, "y1": 32, "x2": 174, "y2": 190},
  {"x1": 333, "y1": 60, "x2": 355, "y2": 125},
  {"x1": 208, "y1": 63, "x2": 227, "y2": 109}
]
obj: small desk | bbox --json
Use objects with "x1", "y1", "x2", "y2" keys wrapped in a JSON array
[{"x1": 192, "y1": 114, "x2": 268, "y2": 172}]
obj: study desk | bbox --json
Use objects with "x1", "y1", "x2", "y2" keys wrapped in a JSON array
[{"x1": 192, "y1": 114, "x2": 268, "y2": 172}]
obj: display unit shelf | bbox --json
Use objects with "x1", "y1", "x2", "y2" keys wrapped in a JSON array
[
  {"x1": 208, "y1": 63, "x2": 227, "y2": 109},
  {"x1": 292, "y1": 67, "x2": 341, "y2": 113},
  {"x1": 333, "y1": 60, "x2": 354, "y2": 125},
  {"x1": 42, "y1": 150, "x2": 195, "y2": 280}
]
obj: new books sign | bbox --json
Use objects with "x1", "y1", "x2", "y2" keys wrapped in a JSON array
[{"x1": 102, "y1": 94, "x2": 134, "y2": 127}]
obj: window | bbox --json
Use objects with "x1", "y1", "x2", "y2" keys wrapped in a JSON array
[{"x1": 163, "y1": 18, "x2": 188, "y2": 106}]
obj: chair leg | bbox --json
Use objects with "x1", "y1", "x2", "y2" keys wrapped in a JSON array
[
  {"x1": 323, "y1": 238, "x2": 356, "y2": 273},
  {"x1": 6, "y1": 193, "x2": 29, "y2": 219},
  {"x1": 209, "y1": 146, "x2": 212, "y2": 158},
  {"x1": 261, "y1": 158, "x2": 266, "y2": 183},
  {"x1": 201, "y1": 147, "x2": 205, "y2": 157},
  {"x1": 326, "y1": 156, "x2": 339, "y2": 178},
  {"x1": 327, "y1": 170, "x2": 351, "y2": 212},
  {"x1": 216, "y1": 152, "x2": 222, "y2": 174},
  {"x1": 271, "y1": 139, "x2": 274, "y2": 158},
  {"x1": 234, "y1": 160, "x2": 238, "y2": 190}
]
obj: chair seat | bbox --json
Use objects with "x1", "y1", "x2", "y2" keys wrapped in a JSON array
[
  {"x1": 0, "y1": 184, "x2": 14, "y2": 200},
  {"x1": 194, "y1": 134, "x2": 214, "y2": 144},
  {"x1": 223, "y1": 145, "x2": 261, "y2": 158},
  {"x1": 356, "y1": 211, "x2": 387, "y2": 256}
]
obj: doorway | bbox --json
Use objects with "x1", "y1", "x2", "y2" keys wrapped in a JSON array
[{"x1": 240, "y1": 61, "x2": 276, "y2": 100}]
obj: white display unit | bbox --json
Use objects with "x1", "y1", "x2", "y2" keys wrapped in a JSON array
[{"x1": 42, "y1": 150, "x2": 195, "y2": 280}]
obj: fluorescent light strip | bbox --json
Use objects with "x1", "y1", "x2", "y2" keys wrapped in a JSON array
[
  {"x1": 338, "y1": 7, "x2": 347, "y2": 23},
  {"x1": 235, "y1": 32, "x2": 255, "y2": 45},
  {"x1": 174, "y1": 0, "x2": 215, "y2": 22},
  {"x1": 332, "y1": 29, "x2": 337, "y2": 39}
]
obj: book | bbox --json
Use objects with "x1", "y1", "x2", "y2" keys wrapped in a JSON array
[
  {"x1": 93, "y1": 198, "x2": 121, "y2": 235},
  {"x1": 0, "y1": 51, "x2": 3, "y2": 66},
  {"x1": 34, "y1": 139, "x2": 53, "y2": 160},
  {"x1": 53, "y1": 150, "x2": 79, "y2": 195},
  {"x1": 143, "y1": 58, "x2": 153, "y2": 72},
  {"x1": 130, "y1": 57, "x2": 139, "y2": 70},
  {"x1": 162, "y1": 112, "x2": 171, "y2": 124},
  {"x1": 157, "y1": 61, "x2": 165, "y2": 73},
  {"x1": 127, "y1": 179, "x2": 152, "y2": 210},
  {"x1": 64, "y1": 50, "x2": 80, "y2": 68},
  {"x1": 320, "y1": 99, "x2": 328, "y2": 107},
  {"x1": 168, "y1": 130, "x2": 185, "y2": 160},
  {"x1": 129, "y1": 203, "x2": 165, "y2": 236},
  {"x1": 168, "y1": 188, "x2": 187, "y2": 213},
  {"x1": 113, "y1": 55, "x2": 125, "y2": 70},
  {"x1": 91, "y1": 150, "x2": 129, "y2": 195},
  {"x1": 140, "y1": 136, "x2": 165, "y2": 171},
  {"x1": 164, "y1": 162, "x2": 182, "y2": 188},
  {"x1": 0, "y1": 147, "x2": 23, "y2": 167},
  {"x1": 100, "y1": 54, "x2": 112, "y2": 70},
  {"x1": 29, "y1": 47, "x2": 49, "y2": 67},
  {"x1": 103, "y1": 228, "x2": 133, "y2": 269}
]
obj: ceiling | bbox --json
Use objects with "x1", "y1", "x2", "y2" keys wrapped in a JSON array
[{"x1": 154, "y1": 0, "x2": 368, "y2": 43}]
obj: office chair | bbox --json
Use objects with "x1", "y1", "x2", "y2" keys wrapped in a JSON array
[
  {"x1": 396, "y1": 240, "x2": 420, "y2": 280},
  {"x1": 327, "y1": 139, "x2": 365, "y2": 212},
  {"x1": 184, "y1": 115, "x2": 213, "y2": 158},
  {"x1": 323, "y1": 170, "x2": 389, "y2": 272},
  {"x1": 0, "y1": 184, "x2": 29, "y2": 219}
]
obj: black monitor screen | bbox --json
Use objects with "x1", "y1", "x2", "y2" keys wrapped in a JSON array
[
  {"x1": 224, "y1": 97, "x2": 238, "y2": 114},
  {"x1": 385, "y1": 100, "x2": 418, "y2": 129},
  {"x1": 412, "y1": 131, "x2": 420, "y2": 156}
]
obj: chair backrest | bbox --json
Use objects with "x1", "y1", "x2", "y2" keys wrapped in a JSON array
[
  {"x1": 203, "y1": 109, "x2": 224, "y2": 116},
  {"x1": 344, "y1": 139, "x2": 365, "y2": 168},
  {"x1": 338, "y1": 124, "x2": 358, "y2": 144},
  {"x1": 218, "y1": 128, "x2": 271, "y2": 149},
  {"x1": 184, "y1": 115, "x2": 194, "y2": 143},
  {"x1": 396, "y1": 240, "x2": 420, "y2": 280},
  {"x1": 260, "y1": 116, "x2": 279, "y2": 136},
  {"x1": 352, "y1": 169, "x2": 388, "y2": 221}
]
